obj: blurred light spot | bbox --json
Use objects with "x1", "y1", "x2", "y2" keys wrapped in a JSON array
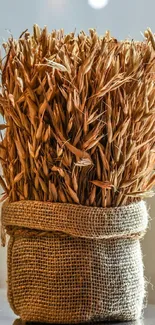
[{"x1": 88, "y1": 0, "x2": 109, "y2": 9}]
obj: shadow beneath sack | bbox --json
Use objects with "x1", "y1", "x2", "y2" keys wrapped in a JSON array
[{"x1": 12, "y1": 317, "x2": 145, "y2": 325}]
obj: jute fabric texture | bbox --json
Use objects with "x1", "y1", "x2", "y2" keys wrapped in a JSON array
[{"x1": 2, "y1": 200, "x2": 148, "y2": 324}]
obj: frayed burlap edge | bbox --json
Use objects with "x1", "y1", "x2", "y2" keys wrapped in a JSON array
[{"x1": 2, "y1": 200, "x2": 148, "y2": 240}]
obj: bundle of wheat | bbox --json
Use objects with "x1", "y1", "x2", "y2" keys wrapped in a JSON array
[
  {"x1": 0, "y1": 26, "x2": 155, "y2": 207},
  {"x1": 0, "y1": 26, "x2": 155, "y2": 324}
]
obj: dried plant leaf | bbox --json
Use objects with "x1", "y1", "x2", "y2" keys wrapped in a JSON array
[
  {"x1": 0, "y1": 124, "x2": 9, "y2": 130},
  {"x1": 126, "y1": 191, "x2": 155, "y2": 198},
  {"x1": 44, "y1": 58, "x2": 68, "y2": 72},
  {"x1": 74, "y1": 158, "x2": 93, "y2": 167},
  {"x1": 14, "y1": 171, "x2": 24, "y2": 183},
  {"x1": 90, "y1": 180, "x2": 114, "y2": 189}
]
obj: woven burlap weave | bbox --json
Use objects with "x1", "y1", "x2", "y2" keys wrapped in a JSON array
[{"x1": 2, "y1": 200, "x2": 148, "y2": 324}]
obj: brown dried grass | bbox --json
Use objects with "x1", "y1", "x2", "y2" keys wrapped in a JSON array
[{"x1": 0, "y1": 25, "x2": 155, "y2": 207}]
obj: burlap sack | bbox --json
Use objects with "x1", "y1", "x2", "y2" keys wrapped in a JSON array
[{"x1": 1, "y1": 200, "x2": 148, "y2": 324}]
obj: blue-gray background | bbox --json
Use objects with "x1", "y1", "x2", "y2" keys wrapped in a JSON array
[
  {"x1": 0, "y1": 0, "x2": 154, "y2": 41},
  {"x1": 0, "y1": 0, "x2": 155, "y2": 303}
]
